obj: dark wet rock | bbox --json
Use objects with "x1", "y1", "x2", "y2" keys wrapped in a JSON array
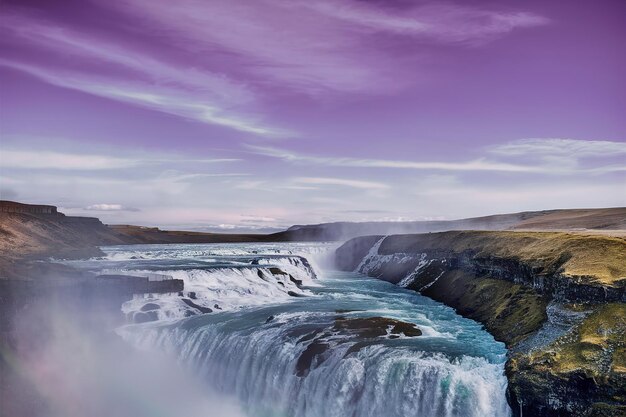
[
  {"x1": 178, "y1": 291, "x2": 184, "y2": 297},
  {"x1": 285, "y1": 323, "x2": 326, "y2": 341},
  {"x1": 290, "y1": 276, "x2": 303, "y2": 287},
  {"x1": 188, "y1": 291, "x2": 197, "y2": 299},
  {"x1": 133, "y1": 310, "x2": 158, "y2": 323},
  {"x1": 292, "y1": 315, "x2": 422, "y2": 377},
  {"x1": 299, "y1": 257, "x2": 318, "y2": 280},
  {"x1": 344, "y1": 341, "x2": 377, "y2": 357},
  {"x1": 296, "y1": 341, "x2": 330, "y2": 377},
  {"x1": 269, "y1": 267, "x2": 288, "y2": 276},
  {"x1": 333, "y1": 317, "x2": 422, "y2": 339},
  {"x1": 184, "y1": 310, "x2": 196, "y2": 317},
  {"x1": 334, "y1": 235, "x2": 384, "y2": 270},
  {"x1": 289, "y1": 315, "x2": 421, "y2": 378},
  {"x1": 93, "y1": 274, "x2": 183, "y2": 295},
  {"x1": 265, "y1": 315, "x2": 275, "y2": 323},
  {"x1": 288, "y1": 291, "x2": 306, "y2": 297},
  {"x1": 390, "y1": 321, "x2": 423, "y2": 337},
  {"x1": 213, "y1": 304, "x2": 222, "y2": 310},
  {"x1": 140, "y1": 303, "x2": 160, "y2": 312},
  {"x1": 277, "y1": 281, "x2": 285, "y2": 287},
  {"x1": 181, "y1": 298, "x2": 212, "y2": 314}
]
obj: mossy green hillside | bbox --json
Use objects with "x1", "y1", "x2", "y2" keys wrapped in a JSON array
[
  {"x1": 381, "y1": 231, "x2": 626, "y2": 286},
  {"x1": 414, "y1": 270, "x2": 548, "y2": 347}
]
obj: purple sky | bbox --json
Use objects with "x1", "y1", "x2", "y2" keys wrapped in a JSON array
[{"x1": 1, "y1": 0, "x2": 625, "y2": 232}]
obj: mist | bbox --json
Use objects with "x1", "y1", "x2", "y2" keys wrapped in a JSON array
[{"x1": 0, "y1": 285, "x2": 246, "y2": 417}]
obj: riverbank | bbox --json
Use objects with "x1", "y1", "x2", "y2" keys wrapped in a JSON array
[
  {"x1": 336, "y1": 231, "x2": 626, "y2": 416},
  {"x1": 2, "y1": 201, "x2": 625, "y2": 281}
]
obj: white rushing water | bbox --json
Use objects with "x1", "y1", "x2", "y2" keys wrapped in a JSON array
[{"x1": 63, "y1": 242, "x2": 512, "y2": 417}]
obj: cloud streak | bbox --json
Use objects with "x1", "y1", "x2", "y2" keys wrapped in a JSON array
[
  {"x1": 105, "y1": 0, "x2": 548, "y2": 94},
  {"x1": 247, "y1": 138, "x2": 626, "y2": 174},
  {"x1": 299, "y1": 1, "x2": 548, "y2": 42},
  {"x1": 85, "y1": 204, "x2": 140, "y2": 212},
  {"x1": 490, "y1": 138, "x2": 626, "y2": 158},
  {"x1": 0, "y1": 60, "x2": 286, "y2": 137},
  {"x1": 0, "y1": 1, "x2": 549, "y2": 138},
  {"x1": 0, "y1": 146, "x2": 241, "y2": 171},
  {"x1": 0, "y1": 11, "x2": 288, "y2": 137},
  {"x1": 0, "y1": 13, "x2": 252, "y2": 104},
  {"x1": 1, "y1": 149, "x2": 138, "y2": 170},
  {"x1": 247, "y1": 145, "x2": 546, "y2": 173},
  {"x1": 294, "y1": 177, "x2": 389, "y2": 190}
]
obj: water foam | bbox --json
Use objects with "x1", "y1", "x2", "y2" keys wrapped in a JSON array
[
  {"x1": 121, "y1": 260, "x2": 318, "y2": 321},
  {"x1": 120, "y1": 309, "x2": 511, "y2": 417},
  {"x1": 63, "y1": 242, "x2": 511, "y2": 416}
]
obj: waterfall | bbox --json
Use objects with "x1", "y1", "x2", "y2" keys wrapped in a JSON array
[
  {"x1": 121, "y1": 258, "x2": 318, "y2": 321},
  {"x1": 121, "y1": 307, "x2": 511, "y2": 417},
  {"x1": 62, "y1": 242, "x2": 511, "y2": 417}
]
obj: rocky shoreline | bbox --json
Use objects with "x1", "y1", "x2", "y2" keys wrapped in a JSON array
[{"x1": 336, "y1": 231, "x2": 626, "y2": 417}]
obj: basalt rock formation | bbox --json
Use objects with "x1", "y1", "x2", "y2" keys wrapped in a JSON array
[{"x1": 336, "y1": 231, "x2": 626, "y2": 417}]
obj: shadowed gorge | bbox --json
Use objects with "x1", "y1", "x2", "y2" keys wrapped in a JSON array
[{"x1": 336, "y1": 232, "x2": 626, "y2": 416}]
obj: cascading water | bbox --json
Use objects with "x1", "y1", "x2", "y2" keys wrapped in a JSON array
[{"x1": 62, "y1": 242, "x2": 512, "y2": 417}]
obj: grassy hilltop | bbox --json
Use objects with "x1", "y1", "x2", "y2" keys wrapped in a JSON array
[{"x1": 379, "y1": 230, "x2": 626, "y2": 286}]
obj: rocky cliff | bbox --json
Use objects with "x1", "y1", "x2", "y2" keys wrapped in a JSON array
[
  {"x1": 336, "y1": 231, "x2": 626, "y2": 416},
  {"x1": 0, "y1": 211, "x2": 124, "y2": 268},
  {"x1": 0, "y1": 203, "x2": 274, "y2": 280}
]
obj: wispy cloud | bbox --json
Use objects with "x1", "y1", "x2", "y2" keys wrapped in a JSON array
[
  {"x1": 0, "y1": 146, "x2": 241, "y2": 171},
  {"x1": 294, "y1": 177, "x2": 389, "y2": 190},
  {"x1": 1, "y1": 149, "x2": 138, "y2": 170},
  {"x1": 247, "y1": 138, "x2": 626, "y2": 174},
  {"x1": 489, "y1": 138, "x2": 626, "y2": 173},
  {"x1": 0, "y1": 60, "x2": 286, "y2": 137},
  {"x1": 300, "y1": 1, "x2": 548, "y2": 43},
  {"x1": 164, "y1": 172, "x2": 250, "y2": 181},
  {"x1": 85, "y1": 204, "x2": 140, "y2": 212},
  {"x1": 0, "y1": 1, "x2": 549, "y2": 138},
  {"x1": 106, "y1": 0, "x2": 548, "y2": 94},
  {"x1": 490, "y1": 138, "x2": 626, "y2": 158},
  {"x1": 0, "y1": 13, "x2": 252, "y2": 104},
  {"x1": 239, "y1": 214, "x2": 278, "y2": 223},
  {"x1": 0, "y1": 12, "x2": 289, "y2": 137},
  {"x1": 247, "y1": 145, "x2": 546, "y2": 173}
]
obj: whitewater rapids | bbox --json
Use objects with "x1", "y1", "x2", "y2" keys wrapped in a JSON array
[{"x1": 63, "y1": 242, "x2": 512, "y2": 417}]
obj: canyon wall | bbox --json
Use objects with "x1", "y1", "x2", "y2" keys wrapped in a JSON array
[
  {"x1": 336, "y1": 231, "x2": 626, "y2": 417},
  {"x1": 0, "y1": 200, "x2": 59, "y2": 215}
]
